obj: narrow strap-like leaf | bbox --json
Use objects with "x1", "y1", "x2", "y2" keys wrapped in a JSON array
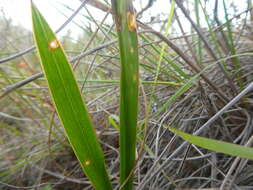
[
  {"x1": 111, "y1": 0, "x2": 139, "y2": 189},
  {"x1": 31, "y1": 3, "x2": 112, "y2": 189},
  {"x1": 170, "y1": 127, "x2": 253, "y2": 160}
]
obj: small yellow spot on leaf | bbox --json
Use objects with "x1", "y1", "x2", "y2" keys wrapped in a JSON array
[
  {"x1": 127, "y1": 12, "x2": 137, "y2": 32},
  {"x1": 130, "y1": 47, "x2": 134, "y2": 53},
  {"x1": 133, "y1": 74, "x2": 137, "y2": 82},
  {"x1": 84, "y1": 160, "x2": 91, "y2": 166},
  {"x1": 48, "y1": 39, "x2": 60, "y2": 50}
]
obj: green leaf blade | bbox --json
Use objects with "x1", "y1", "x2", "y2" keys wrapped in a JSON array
[
  {"x1": 31, "y1": 3, "x2": 112, "y2": 189},
  {"x1": 111, "y1": 0, "x2": 139, "y2": 189},
  {"x1": 170, "y1": 127, "x2": 253, "y2": 161}
]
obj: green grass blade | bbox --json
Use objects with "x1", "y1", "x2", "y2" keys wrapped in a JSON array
[
  {"x1": 111, "y1": 0, "x2": 139, "y2": 189},
  {"x1": 108, "y1": 114, "x2": 120, "y2": 131},
  {"x1": 222, "y1": 0, "x2": 243, "y2": 89},
  {"x1": 31, "y1": 3, "x2": 112, "y2": 189},
  {"x1": 154, "y1": 0, "x2": 175, "y2": 82},
  {"x1": 140, "y1": 34, "x2": 189, "y2": 80},
  {"x1": 155, "y1": 73, "x2": 199, "y2": 116},
  {"x1": 194, "y1": 0, "x2": 202, "y2": 63},
  {"x1": 169, "y1": 127, "x2": 253, "y2": 161}
]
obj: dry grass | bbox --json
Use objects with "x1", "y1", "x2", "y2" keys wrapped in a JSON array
[{"x1": 1, "y1": 0, "x2": 253, "y2": 189}]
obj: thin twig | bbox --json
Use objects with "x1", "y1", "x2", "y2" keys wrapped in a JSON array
[
  {"x1": 220, "y1": 135, "x2": 253, "y2": 190},
  {"x1": 140, "y1": 29, "x2": 229, "y2": 103},
  {"x1": 0, "y1": 40, "x2": 116, "y2": 99},
  {"x1": 0, "y1": 0, "x2": 90, "y2": 64},
  {"x1": 175, "y1": 0, "x2": 237, "y2": 94}
]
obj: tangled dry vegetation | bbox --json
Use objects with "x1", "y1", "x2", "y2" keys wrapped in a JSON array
[{"x1": 1, "y1": 0, "x2": 253, "y2": 189}]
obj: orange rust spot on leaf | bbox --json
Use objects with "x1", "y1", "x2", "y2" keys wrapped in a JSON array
[
  {"x1": 18, "y1": 61, "x2": 28, "y2": 67},
  {"x1": 48, "y1": 39, "x2": 60, "y2": 50},
  {"x1": 127, "y1": 12, "x2": 137, "y2": 32}
]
